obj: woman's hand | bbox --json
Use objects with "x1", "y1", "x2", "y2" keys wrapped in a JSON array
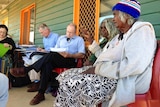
[
  {"x1": 3, "y1": 43, "x2": 12, "y2": 49},
  {"x1": 80, "y1": 27, "x2": 93, "y2": 44},
  {"x1": 82, "y1": 67, "x2": 95, "y2": 74},
  {"x1": 83, "y1": 60, "x2": 93, "y2": 66},
  {"x1": 81, "y1": 27, "x2": 90, "y2": 39}
]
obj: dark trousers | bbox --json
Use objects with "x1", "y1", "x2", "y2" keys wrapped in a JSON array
[{"x1": 26, "y1": 52, "x2": 76, "y2": 93}]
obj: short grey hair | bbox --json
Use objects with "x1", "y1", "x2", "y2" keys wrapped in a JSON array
[
  {"x1": 37, "y1": 23, "x2": 50, "y2": 31},
  {"x1": 118, "y1": 11, "x2": 137, "y2": 25}
]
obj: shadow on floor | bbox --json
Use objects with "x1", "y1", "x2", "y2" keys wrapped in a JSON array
[{"x1": 7, "y1": 86, "x2": 55, "y2": 107}]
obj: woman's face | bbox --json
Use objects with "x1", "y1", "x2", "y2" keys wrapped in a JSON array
[
  {"x1": 0, "y1": 28, "x2": 7, "y2": 39},
  {"x1": 113, "y1": 10, "x2": 124, "y2": 31},
  {"x1": 99, "y1": 22, "x2": 109, "y2": 39}
]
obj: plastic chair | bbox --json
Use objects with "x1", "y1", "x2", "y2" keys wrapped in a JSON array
[{"x1": 127, "y1": 47, "x2": 160, "y2": 107}]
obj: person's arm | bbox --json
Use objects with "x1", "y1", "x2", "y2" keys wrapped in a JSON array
[
  {"x1": 3, "y1": 43, "x2": 12, "y2": 50},
  {"x1": 82, "y1": 66, "x2": 95, "y2": 74},
  {"x1": 81, "y1": 27, "x2": 105, "y2": 58},
  {"x1": 88, "y1": 41, "x2": 103, "y2": 58},
  {"x1": 37, "y1": 47, "x2": 46, "y2": 52},
  {"x1": 81, "y1": 27, "x2": 94, "y2": 44},
  {"x1": 59, "y1": 52, "x2": 84, "y2": 59},
  {"x1": 58, "y1": 36, "x2": 85, "y2": 59},
  {"x1": 68, "y1": 53, "x2": 85, "y2": 58},
  {"x1": 4, "y1": 37, "x2": 16, "y2": 51},
  {"x1": 84, "y1": 39, "x2": 108, "y2": 66},
  {"x1": 83, "y1": 60, "x2": 94, "y2": 66},
  {"x1": 94, "y1": 24, "x2": 157, "y2": 79}
]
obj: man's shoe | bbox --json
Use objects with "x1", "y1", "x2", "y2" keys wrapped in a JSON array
[
  {"x1": 27, "y1": 82, "x2": 34, "y2": 88},
  {"x1": 10, "y1": 67, "x2": 26, "y2": 77},
  {"x1": 27, "y1": 82, "x2": 40, "y2": 92},
  {"x1": 30, "y1": 93, "x2": 45, "y2": 105},
  {"x1": 51, "y1": 90, "x2": 58, "y2": 97}
]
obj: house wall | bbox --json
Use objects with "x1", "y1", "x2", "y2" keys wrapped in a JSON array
[
  {"x1": 0, "y1": 0, "x2": 159, "y2": 46},
  {"x1": 139, "y1": 0, "x2": 160, "y2": 39},
  {"x1": 0, "y1": 0, "x2": 74, "y2": 46},
  {"x1": 2, "y1": 0, "x2": 35, "y2": 43},
  {"x1": 35, "y1": 0, "x2": 74, "y2": 46}
]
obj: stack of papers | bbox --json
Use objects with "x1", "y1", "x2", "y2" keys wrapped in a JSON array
[
  {"x1": 19, "y1": 44, "x2": 36, "y2": 48},
  {"x1": 22, "y1": 56, "x2": 33, "y2": 66},
  {"x1": 50, "y1": 48, "x2": 67, "y2": 52},
  {"x1": 18, "y1": 44, "x2": 37, "y2": 52},
  {"x1": 0, "y1": 43, "x2": 9, "y2": 57}
]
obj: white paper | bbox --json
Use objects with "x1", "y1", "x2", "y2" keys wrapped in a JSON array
[
  {"x1": 50, "y1": 48, "x2": 67, "y2": 52},
  {"x1": 22, "y1": 56, "x2": 33, "y2": 66},
  {"x1": 19, "y1": 45, "x2": 36, "y2": 48}
]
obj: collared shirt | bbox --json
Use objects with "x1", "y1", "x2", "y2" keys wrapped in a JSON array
[
  {"x1": 43, "y1": 32, "x2": 59, "y2": 51},
  {"x1": 55, "y1": 35, "x2": 85, "y2": 54}
]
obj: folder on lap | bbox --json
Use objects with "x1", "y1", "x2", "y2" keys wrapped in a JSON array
[{"x1": 0, "y1": 43, "x2": 9, "y2": 57}]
